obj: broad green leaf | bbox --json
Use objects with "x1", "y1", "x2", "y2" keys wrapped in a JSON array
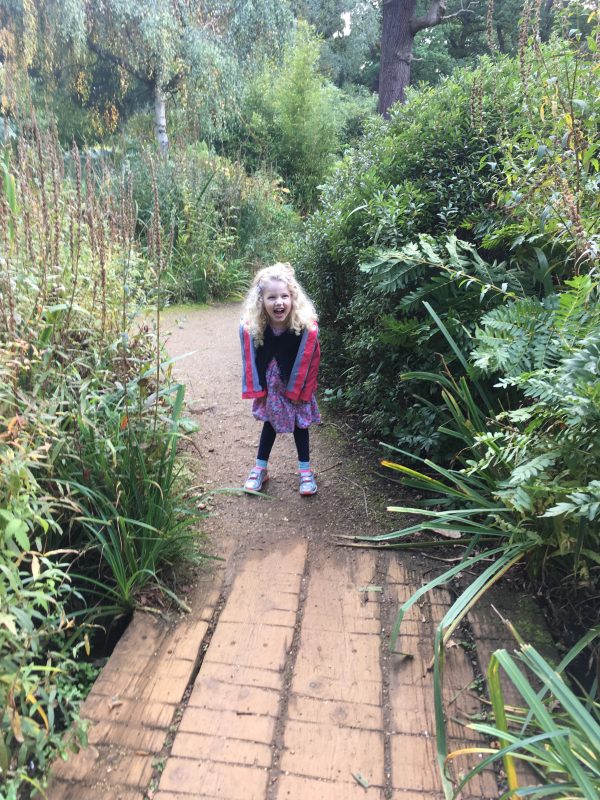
[{"x1": 5, "y1": 518, "x2": 30, "y2": 551}]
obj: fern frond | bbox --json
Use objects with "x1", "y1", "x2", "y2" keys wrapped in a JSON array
[
  {"x1": 543, "y1": 481, "x2": 600, "y2": 521},
  {"x1": 505, "y1": 452, "x2": 560, "y2": 487},
  {"x1": 360, "y1": 234, "x2": 528, "y2": 300},
  {"x1": 472, "y1": 297, "x2": 561, "y2": 375},
  {"x1": 360, "y1": 245, "x2": 429, "y2": 293},
  {"x1": 496, "y1": 484, "x2": 535, "y2": 514}
]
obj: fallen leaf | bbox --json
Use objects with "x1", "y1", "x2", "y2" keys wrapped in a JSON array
[
  {"x1": 432, "y1": 528, "x2": 462, "y2": 539},
  {"x1": 352, "y1": 771, "x2": 370, "y2": 789}
]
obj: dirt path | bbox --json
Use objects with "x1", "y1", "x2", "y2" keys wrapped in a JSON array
[{"x1": 47, "y1": 303, "x2": 517, "y2": 800}]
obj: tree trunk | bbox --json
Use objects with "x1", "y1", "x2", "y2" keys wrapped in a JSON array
[
  {"x1": 378, "y1": 0, "x2": 448, "y2": 118},
  {"x1": 378, "y1": 0, "x2": 417, "y2": 117},
  {"x1": 154, "y1": 86, "x2": 169, "y2": 153}
]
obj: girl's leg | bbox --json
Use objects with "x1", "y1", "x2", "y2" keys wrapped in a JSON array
[
  {"x1": 257, "y1": 422, "x2": 277, "y2": 463},
  {"x1": 293, "y1": 426, "x2": 310, "y2": 464},
  {"x1": 244, "y1": 422, "x2": 276, "y2": 492},
  {"x1": 294, "y1": 427, "x2": 317, "y2": 495}
]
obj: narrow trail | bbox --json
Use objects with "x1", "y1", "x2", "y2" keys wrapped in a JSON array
[{"x1": 47, "y1": 303, "x2": 539, "y2": 800}]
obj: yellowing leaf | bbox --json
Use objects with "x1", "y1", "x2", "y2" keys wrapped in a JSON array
[
  {"x1": 432, "y1": 528, "x2": 462, "y2": 539},
  {"x1": 0, "y1": 613, "x2": 17, "y2": 636},
  {"x1": 27, "y1": 692, "x2": 49, "y2": 731},
  {"x1": 9, "y1": 708, "x2": 24, "y2": 743},
  {"x1": 0, "y1": 731, "x2": 9, "y2": 772},
  {"x1": 31, "y1": 553, "x2": 40, "y2": 579},
  {"x1": 37, "y1": 704, "x2": 49, "y2": 732}
]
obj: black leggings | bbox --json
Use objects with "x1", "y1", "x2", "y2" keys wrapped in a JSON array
[{"x1": 257, "y1": 422, "x2": 309, "y2": 463}]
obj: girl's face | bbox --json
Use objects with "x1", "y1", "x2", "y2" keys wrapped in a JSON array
[{"x1": 262, "y1": 278, "x2": 292, "y2": 331}]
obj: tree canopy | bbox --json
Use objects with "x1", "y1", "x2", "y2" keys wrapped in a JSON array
[
  {"x1": 0, "y1": 0, "x2": 294, "y2": 147},
  {"x1": 0, "y1": 0, "x2": 555, "y2": 137}
]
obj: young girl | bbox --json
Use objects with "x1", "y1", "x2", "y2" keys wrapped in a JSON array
[{"x1": 240, "y1": 263, "x2": 320, "y2": 495}]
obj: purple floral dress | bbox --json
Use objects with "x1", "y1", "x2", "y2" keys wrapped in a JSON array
[{"x1": 252, "y1": 357, "x2": 321, "y2": 433}]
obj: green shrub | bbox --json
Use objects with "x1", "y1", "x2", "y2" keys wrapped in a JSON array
[
  {"x1": 59, "y1": 377, "x2": 204, "y2": 619},
  {"x1": 360, "y1": 273, "x2": 600, "y2": 574},
  {"x1": 295, "y1": 61, "x2": 515, "y2": 452},
  {"x1": 336, "y1": 85, "x2": 378, "y2": 146},
  {"x1": 0, "y1": 426, "x2": 91, "y2": 796},
  {"x1": 244, "y1": 21, "x2": 344, "y2": 210},
  {"x1": 125, "y1": 143, "x2": 299, "y2": 302},
  {"x1": 0, "y1": 549, "x2": 92, "y2": 797},
  {"x1": 297, "y1": 32, "x2": 598, "y2": 456}
]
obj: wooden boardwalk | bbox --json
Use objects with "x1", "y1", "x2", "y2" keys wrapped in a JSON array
[{"x1": 48, "y1": 539, "x2": 506, "y2": 799}]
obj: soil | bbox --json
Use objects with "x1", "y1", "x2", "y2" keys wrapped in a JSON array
[{"x1": 165, "y1": 302, "x2": 395, "y2": 562}]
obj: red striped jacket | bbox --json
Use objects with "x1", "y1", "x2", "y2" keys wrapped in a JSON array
[{"x1": 240, "y1": 323, "x2": 320, "y2": 403}]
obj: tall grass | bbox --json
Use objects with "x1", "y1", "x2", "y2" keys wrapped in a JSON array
[
  {"x1": 0, "y1": 120, "x2": 206, "y2": 794},
  {"x1": 64, "y1": 382, "x2": 205, "y2": 619},
  {"x1": 449, "y1": 632, "x2": 600, "y2": 799}
]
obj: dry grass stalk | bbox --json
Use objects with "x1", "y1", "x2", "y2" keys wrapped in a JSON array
[
  {"x1": 1, "y1": 122, "x2": 140, "y2": 349},
  {"x1": 486, "y1": 0, "x2": 497, "y2": 53}
]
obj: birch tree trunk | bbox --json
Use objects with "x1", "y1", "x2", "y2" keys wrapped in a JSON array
[{"x1": 154, "y1": 86, "x2": 169, "y2": 153}]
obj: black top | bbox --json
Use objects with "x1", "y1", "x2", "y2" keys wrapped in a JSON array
[{"x1": 254, "y1": 326, "x2": 302, "y2": 389}]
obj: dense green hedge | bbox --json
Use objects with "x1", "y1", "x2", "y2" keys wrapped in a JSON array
[{"x1": 297, "y1": 40, "x2": 595, "y2": 456}]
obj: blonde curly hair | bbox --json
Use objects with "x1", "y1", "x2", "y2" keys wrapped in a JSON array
[{"x1": 242, "y1": 263, "x2": 317, "y2": 345}]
